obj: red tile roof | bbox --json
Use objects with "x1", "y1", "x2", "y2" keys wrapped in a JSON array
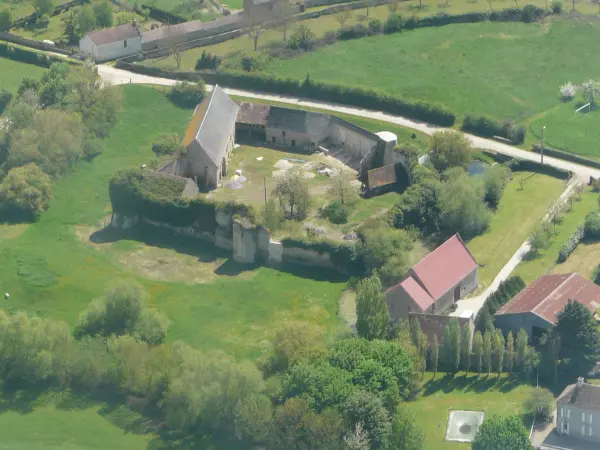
[
  {"x1": 495, "y1": 273, "x2": 600, "y2": 324},
  {"x1": 411, "y1": 234, "x2": 478, "y2": 300},
  {"x1": 400, "y1": 276, "x2": 435, "y2": 311}
]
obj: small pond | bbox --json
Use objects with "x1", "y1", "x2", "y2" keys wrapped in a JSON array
[{"x1": 468, "y1": 161, "x2": 490, "y2": 177}]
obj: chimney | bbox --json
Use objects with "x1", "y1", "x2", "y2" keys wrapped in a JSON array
[{"x1": 577, "y1": 377, "x2": 585, "y2": 389}]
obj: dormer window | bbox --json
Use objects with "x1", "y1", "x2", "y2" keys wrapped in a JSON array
[{"x1": 124, "y1": 40, "x2": 127, "y2": 48}]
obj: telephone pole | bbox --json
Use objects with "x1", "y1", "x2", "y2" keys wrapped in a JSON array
[{"x1": 540, "y1": 126, "x2": 546, "y2": 164}]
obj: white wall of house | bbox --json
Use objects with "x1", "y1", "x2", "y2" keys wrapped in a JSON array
[
  {"x1": 79, "y1": 35, "x2": 141, "y2": 62},
  {"x1": 557, "y1": 404, "x2": 600, "y2": 443}
]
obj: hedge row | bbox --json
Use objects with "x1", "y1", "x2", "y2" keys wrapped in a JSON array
[
  {"x1": 475, "y1": 276, "x2": 526, "y2": 332},
  {"x1": 200, "y1": 71, "x2": 456, "y2": 126},
  {"x1": 280, "y1": 236, "x2": 363, "y2": 274},
  {"x1": 109, "y1": 169, "x2": 256, "y2": 232},
  {"x1": 557, "y1": 225, "x2": 584, "y2": 263},
  {"x1": 0, "y1": 42, "x2": 57, "y2": 68},
  {"x1": 531, "y1": 145, "x2": 600, "y2": 170},
  {"x1": 507, "y1": 158, "x2": 571, "y2": 180},
  {"x1": 462, "y1": 115, "x2": 526, "y2": 145}
]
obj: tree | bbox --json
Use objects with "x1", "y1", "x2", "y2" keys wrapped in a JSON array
[
  {"x1": 430, "y1": 334, "x2": 439, "y2": 379},
  {"x1": 410, "y1": 318, "x2": 427, "y2": 378},
  {"x1": 555, "y1": 300, "x2": 600, "y2": 380},
  {"x1": 168, "y1": 81, "x2": 206, "y2": 108},
  {"x1": 528, "y1": 226, "x2": 550, "y2": 255},
  {"x1": 505, "y1": 331, "x2": 515, "y2": 375},
  {"x1": 515, "y1": 329, "x2": 528, "y2": 373},
  {"x1": 483, "y1": 164, "x2": 511, "y2": 209},
  {"x1": 343, "y1": 422, "x2": 370, "y2": 450},
  {"x1": 77, "y1": 5, "x2": 96, "y2": 36},
  {"x1": 442, "y1": 320, "x2": 461, "y2": 372},
  {"x1": 336, "y1": 9, "x2": 352, "y2": 27},
  {"x1": 391, "y1": 406, "x2": 426, "y2": 450},
  {"x1": 33, "y1": 0, "x2": 53, "y2": 16},
  {"x1": 429, "y1": 130, "x2": 473, "y2": 172},
  {"x1": 523, "y1": 387, "x2": 554, "y2": 423},
  {"x1": 483, "y1": 330, "x2": 492, "y2": 376},
  {"x1": 461, "y1": 324, "x2": 472, "y2": 374},
  {"x1": 343, "y1": 390, "x2": 391, "y2": 450},
  {"x1": 492, "y1": 329, "x2": 505, "y2": 377},
  {"x1": 62, "y1": 11, "x2": 78, "y2": 44},
  {"x1": 75, "y1": 281, "x2": 170, "y2": 344},
  {"x1": 356, "y1": 274, "x2": 390, "y2": 341},
  {"x1": 0, "y1": 8, "x2": 13, "y2": 32},
  {"x1": 17, "y1": 77, "x2": 41, "y2": 97},
  {"x1": 272, "y1": 170, "x2": 311, "y2": 219},
  {"x1": 275, "y1": 0, "x2": 294, "y2": 42},
  {"x1": 437, "y1": 169, "x2": 491, "y2": 240},
  {"x1": 248, "y1": 24, "x2": 264, "y2": 51},
  {"x1": 269, "y1": 321, "x2": 325, "y2": 372},
  {"x1": 289, "y1": 24, "x2": 315, "y2": 52},
  {"x1": 473, "y1": 330, "x2": 483, "y2": 376},
  {"x1": 472, "y1": 415, "x2": 533, "y2": 450},
  {"x1": 540, "y1": 328, "x2": 561, "y2": 385},
  {"x1": 0, "y1": 89, "x2": 12, "y2": 114},
  {"x1": 329, "y1": 171, "x2": 358, "y2": 205},
  {"x1": 0, "y1": 163, "x2": 53, "y2": 220},
  {"x1": 93, "y1": 1, "x2": 113, "y2": 28}
]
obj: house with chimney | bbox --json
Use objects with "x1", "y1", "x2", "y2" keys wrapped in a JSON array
[
  {"x1": 556, "y1": 377, "x2": 600, "y2": 444},
  {"x1": 385, "y1": 234, "x2": 479, "y2": 322}
]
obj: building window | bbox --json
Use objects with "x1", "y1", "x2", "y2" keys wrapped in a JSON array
[
  {"x1": 272, "y1": 136, "x2": 276, "y2": 144},
  {"x1": 282, "y1": 131, "x2": 286, "y2": 138},
  {"x1": 124, "y1": 40, "x2": 127, "y2": 48},
  {"x1": 291, "y1": 140, "x2": 296, "y2": 148}
]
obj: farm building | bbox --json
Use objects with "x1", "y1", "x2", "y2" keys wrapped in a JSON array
[
  {"x1": 158, "y1": 85, "x2": 239, "y2": 190},
  {"x1": 236, "y1": 102, "x2": 270, "y2": 142},
  {"x1": 79, "y1": 22, "x2": 142, "y2": 62},
  {"x1": 386, "y1": 234, "x2": 479, "y2": 321},
  {"x1": 494, "y1": 273, "x2": 600, "y2": 342}
]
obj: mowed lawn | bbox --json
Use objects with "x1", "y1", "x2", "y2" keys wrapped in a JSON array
[
  {"x1": 514, "y1": 188, "x2": 598, "y2": 283},
  {"x1": 0, "y1": 58, "x2": 45, "y2": 95},
  {"x1": 263, "y1": 19, "x2": 600, "y2": 123},
  {"x1": 407, "y1": 372, "x2": 536, "y2": 450},
  {"x1": 0, "y1": 84, "x2": 346, "y2": 359},
  {"x1": 467, "y1": 172, "x2": 566, "y2": 289}
]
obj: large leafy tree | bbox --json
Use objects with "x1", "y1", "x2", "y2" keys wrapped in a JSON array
[
  {"x1": 391, "y1": 406, "x2": 426, "y2": 450},
  {"x1": 356, "y1": 274, "x2": 390, "y2": 340},
  {"x1": 555, "y1": 300, "x2": 600, "y2": 379},
  {"x1": 272, "y1": 169, "x2": 311, "y2": 219},
  {"x1": 342, "y1": 390, "x2": 391, "y2": 450},
  {"x1": 429, "y1": 130, "x2": 473, "y2": 172},
  {"x1": 0, "y1": 163, "x2": 53, "y2": 220},
  {"x1": 92, "y1": 0, "x2": 113, "y2": 28},
  {"x1": 472, "y1": 415, "x2": 533, "y2": 450}
]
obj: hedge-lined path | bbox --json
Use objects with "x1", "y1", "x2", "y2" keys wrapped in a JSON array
[{"x1": 97, "y1": 64, "x2": 600, "y2": 180}]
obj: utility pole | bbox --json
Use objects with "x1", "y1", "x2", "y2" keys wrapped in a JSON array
[{"x1": 541, "y1": 126, "x2": 546, "y2": 164}]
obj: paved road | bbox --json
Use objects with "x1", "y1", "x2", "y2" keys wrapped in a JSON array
[{"x1": 98, "y1": 65, "x2": 600, "y2": 179}]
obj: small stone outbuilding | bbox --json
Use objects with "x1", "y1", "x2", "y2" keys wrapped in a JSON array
[
  {"x1": 79, "y1": 22, "x2": 142, "y2": 62},
  {"x1": 386, "y1": 234, "x2": 478, "y2": 321}
]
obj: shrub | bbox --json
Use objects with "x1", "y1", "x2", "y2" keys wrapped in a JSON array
[
  {"x1": 529, "y1": 226, "x2": 550, "y2": 254},
  {"x1": 152, "y1": 133, "x2": 184, "y2": 156},
  {"x1": 462, "y1": 115, "x2": 526, "y2": 145},
  {"x1": 0, "y1": 8, "x2": 13, "y2": 32},
  {"x1": 475, "y1": 276, "x2": 525, "y2": 331},
  {"x1": 0, "y1": 163, "x2": 53, "y2": 221},
  {"x1": 584, "y1": 212, "x2": 600, "y2": 239},
  {"x1": 168, "y1": 81, "x2": 206, "y2": 108},
  {"x1": 521, "y1": 4, "x2": 545, "y2": 23},
  {"x1": 523, "y1": 388, "x2": 554, "y2": 422},
  {"x1": 195, "y1": 51, "x2": 221, "y2": 70},
  {"x1": 559, "y1": 82, "x2": 577, "y2": 101},
  {"x1": 384, "y1": 13, "x2": 402, "y2": 34},
  {"x1": 288, "y1": 25, "x2": 315, "y2": 51},
  {"x1": 0, "y1": 88, "x2": 12, "y2": 114},
  {"x1": 323, "y1": 199, "x2": 351, "y2": 224},
  {"x1": 368, "y1": 19, "x2": 382, "y2": 34},
  {"x1": 552, "y1": 0, "x2": 563, "y2": 13},
  {"x1": 338, "y1": 23, "x2": 370, "y2": 40},
  {"x1": 483, "y1": 164, "x2": 511, "y2": 209},
  {"x1": 557, "y1": 225, "x2": 584, "y2": 263}
]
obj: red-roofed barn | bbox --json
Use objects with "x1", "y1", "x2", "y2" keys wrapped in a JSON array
[
  {"x1": 385, "y1": 234, "x2": 479, "y2": 322},
  {"x1": 494, "y1": 273, "x2": 600, "y2": 342}
]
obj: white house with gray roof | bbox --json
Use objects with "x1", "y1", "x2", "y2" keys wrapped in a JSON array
[
  {"x1": 158, "y1": 85, "x2": 239, "y2": 190},
  {"x1": 79, "y1": 22, "x2": 142, "y2": 62},
  {"x1": 557, "y1": 377, "x2": 600, "y2": 444}
]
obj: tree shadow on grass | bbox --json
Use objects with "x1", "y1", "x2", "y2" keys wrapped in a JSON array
[{"x1": 422, "y1": 372, "x2": 525, "y2": 397}]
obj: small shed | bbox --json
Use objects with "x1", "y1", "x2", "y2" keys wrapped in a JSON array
[{"x1": 79, "y1": 22, "x2": 142, "y2": 62}]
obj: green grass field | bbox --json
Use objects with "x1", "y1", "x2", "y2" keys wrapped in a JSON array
[
  {"x1": 0, "y1": 84, "x2": 346, "y2": 360},
  {"x1": 467, "y1": 172, "x2": 566, "y2": 289},
  {"x1": 0, "y1": 58, "x2": 45, "y2": 95},
  {"x1": 513, "y1": 188, "x2": 598, "y2": 283},
  {"x1": 407, "y1": 372, "x2": 535, "y2": 450}
]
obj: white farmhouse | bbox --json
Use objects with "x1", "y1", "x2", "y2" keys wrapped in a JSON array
[{"x1": 79, "y1": 22, "x2": 142, "y2": 62}]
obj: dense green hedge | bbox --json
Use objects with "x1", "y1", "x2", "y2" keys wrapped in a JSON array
[
  {"x1": 531, "y1": 145, "x2": 600, "y2": 170},
  {"x1": 462, "y1": 115, "x2": 526, "y2": 145},
  {"x1": 557, "y1": 225, "x2": 584, "y2": 263},
  {"x1": 109, "y1": 169, "x2": 255, "y2": 231},
  {"x1": 475, "y1": 276, "x2": 526, "y2": 332},
  {"x1": 0, "y1": 42, "x2": 55, "y2": 67},
  {"x1": 280, "y1": 236, "x2": 363, "y2": 274},
  {"x1": 507, "y1": 158, "x2": 571, "y2": 180},
  {"x1": 200, "y1": 71, "x2": 456, "y2": 126}
]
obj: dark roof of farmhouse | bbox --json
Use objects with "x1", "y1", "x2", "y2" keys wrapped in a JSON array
[
  {"x1": 141, "y1": 14, "x2": 244, "y2": 43},
  {"x1": 494, "y1": 273, "x2": 600, "y2": 324},
  {"x1": 87, "y1": 23, "x2": 141, "y2": 45},
  {"x1": 558, "y1": 382, "x2": 600, "y2": 411},
  {"x1": 183, "y1": 85, "x2": 239, "y2": 167},
  {"x1": 267, "y1": 107, "x2": 330, "y2": 134}
]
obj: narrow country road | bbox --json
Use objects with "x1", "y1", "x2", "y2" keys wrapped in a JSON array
[{"x1": 98, "y1": 64, "x2": 600, "y2": 180}]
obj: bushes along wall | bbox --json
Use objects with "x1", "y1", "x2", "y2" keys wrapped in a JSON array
[
  {"x1": 475, "y1": 276, "x2": 526, "y2": 331},
  {"x1": 280, "y1": 236, "x2": 363, "y2": 275},
  {"x1": 557, "y1": 225, "x2": 584, "y2": 263},
  {"x1": 462, "y1": 115, "x2": 526, "y2": 145}
]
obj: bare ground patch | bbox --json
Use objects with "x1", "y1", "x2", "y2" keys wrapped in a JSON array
[
  {"x1": 0, "y1": 223, "x2": 30, "y2": 242},
  {"x1": 74, "y1": 224, "x2": 256, "y2": 284}
]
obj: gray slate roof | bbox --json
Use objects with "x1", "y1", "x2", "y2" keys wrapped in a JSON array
[
  {"x1": 87, "y1": 23, "x2": 141, "y2": 45},
  {"x1": 187, "y1": 85, "x2": 239, "y2": 167},
  {"x1": 267, "y1": 107, "x2": 331, "y2": 138},
  {"x1": 141, "y1": 14, "x2": 244, "y2": 44},
  {"x1": 558, "y1": 382, "x2": 600, "y2": 411}
]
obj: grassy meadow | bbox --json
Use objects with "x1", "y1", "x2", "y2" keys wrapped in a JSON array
[
  {"x1": 0, "y1": 58, "x2": 45, "y2": 95},
  {"x1": 467, "y1": 171, "x2": 566, "y2": 289}
]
